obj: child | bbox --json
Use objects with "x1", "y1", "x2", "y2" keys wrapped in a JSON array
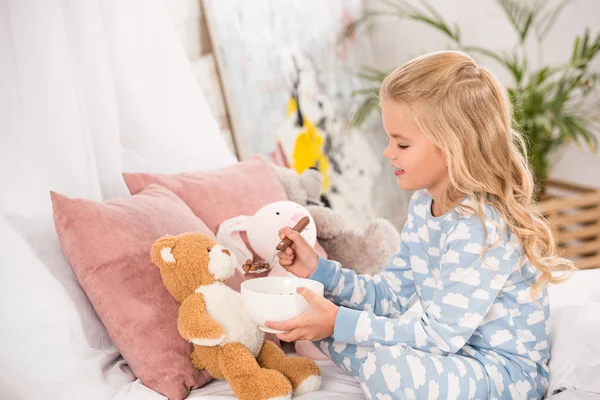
[{"x1": 265, "y1": 51, "x2": 573, "y2": 399}]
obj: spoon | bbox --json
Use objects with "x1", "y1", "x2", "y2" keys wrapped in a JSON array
[
  {"x1": 269, "y1": 216, "x2": 310, "y2": 264},
  {"x1": 242, "y1": 216, "x2": 310, "y2": 274}
]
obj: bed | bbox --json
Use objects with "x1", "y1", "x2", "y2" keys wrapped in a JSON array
[
  {"x1": 1, "y1": 1, "x2": 599, "y2": 399},
  {"x1": 102, "y1": 267, "x2": 600, "y2": 400}
]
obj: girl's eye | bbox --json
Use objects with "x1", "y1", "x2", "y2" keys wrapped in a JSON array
[{"x1": 397, "y1": 144, "x2": 409, "y2": 149}]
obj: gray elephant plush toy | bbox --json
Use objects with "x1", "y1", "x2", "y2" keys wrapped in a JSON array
[{"x1": 270, "y1": 165, "x2": 400, "y2": 275}]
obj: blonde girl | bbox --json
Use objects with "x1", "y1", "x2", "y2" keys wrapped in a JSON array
[{"x1": 266, "y1": 50, "x2": 572, "y2": 399}]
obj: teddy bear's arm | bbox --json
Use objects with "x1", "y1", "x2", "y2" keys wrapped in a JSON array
[{"x1": 178, "y1": 292, "x2": 226, "y2": 346}]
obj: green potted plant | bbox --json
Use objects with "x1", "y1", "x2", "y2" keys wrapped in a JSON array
[{"x1": 346, "y1": 0, "x2": 600, "y2": 199}]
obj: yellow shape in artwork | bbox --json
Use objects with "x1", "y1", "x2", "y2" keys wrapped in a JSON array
[
  {"x1": 291, "y1": 117, "x2": 329, "y2": 191},
  {"x1": 287, "y1": 97, "x2": 298, "y2": 115}
]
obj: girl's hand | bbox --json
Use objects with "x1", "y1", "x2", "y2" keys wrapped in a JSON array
[
  {"x1": 277, "y1": 227, "x2": 319, "y2": 279},
  {"x1": 265, "y1": 287, "x2": 339, "y2": 342}
]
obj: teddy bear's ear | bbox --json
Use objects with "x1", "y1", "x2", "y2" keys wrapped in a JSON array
[{"x1": 151, "y1": 235, "x2": 177, "y2": 268}]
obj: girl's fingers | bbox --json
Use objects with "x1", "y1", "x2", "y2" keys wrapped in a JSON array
[
  {"x1": 276, "y1": 328, "x2": 305, "y2": 342},
  {"x1": 280, "y1": 259, "x2": 292, "y2": 267},
  {"x1": 278, "y1": 254, "x2": 294, "y2": 263}
]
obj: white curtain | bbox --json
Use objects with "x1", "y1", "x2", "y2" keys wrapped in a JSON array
[
  {"x1": 0, "y1": 0, "x2": 236, "y2": 398},
  {"x1": 0, "y1": 0, "x2": 236, "y2": 215}
]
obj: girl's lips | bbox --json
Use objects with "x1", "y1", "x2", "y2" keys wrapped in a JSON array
[{"x1": 394, "y1": 168, "x2": 405, "y2": 176}]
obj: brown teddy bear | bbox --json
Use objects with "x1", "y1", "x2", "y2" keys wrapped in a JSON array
[{"x1": 151, "y1": 232, "x2": 321, "y2": 400}]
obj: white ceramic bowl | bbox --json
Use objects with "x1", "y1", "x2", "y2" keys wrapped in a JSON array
[{"x1": 241, "y1": 276, "x2": 325, "y2": 334}]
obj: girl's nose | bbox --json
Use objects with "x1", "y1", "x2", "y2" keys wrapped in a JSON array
[{"x1": 383, "y1": 144, "x2": 394, "y2": 159}]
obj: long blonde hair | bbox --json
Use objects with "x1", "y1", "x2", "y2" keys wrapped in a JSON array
[{"x1": 380, "y1": 50, "x2": 574, "y2": 296}]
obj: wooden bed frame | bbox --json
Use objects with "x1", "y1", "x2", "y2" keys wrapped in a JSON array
[{"x1": 538, "y1": 179, "x2": 600, "y2": 270}]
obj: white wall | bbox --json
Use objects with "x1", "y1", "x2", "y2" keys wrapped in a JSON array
[
  {"x1": 165, "y1": 0, "x2": 599, "y2": 188},
  {"x1": 366, "y1": 0, "x2": 600, "y2": 188}
]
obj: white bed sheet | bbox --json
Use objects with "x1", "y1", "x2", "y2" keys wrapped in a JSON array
[
  {"x1": 111, "y1": 359, "x2": 364, "y2": 400},
  {"x1": 548, "y1": 390, "x2": 600, "y2": 400},
  {"x1": 112, "y1": 363, "x2": 600, "y2": 400},
  {"x1": 188, "y1": 359, "x2": 364, "y2": 400}
]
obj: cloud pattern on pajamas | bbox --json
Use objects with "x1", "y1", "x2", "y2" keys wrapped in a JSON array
[{"x1": 311, "y1": 190, "x2": 550, "y2": 399}]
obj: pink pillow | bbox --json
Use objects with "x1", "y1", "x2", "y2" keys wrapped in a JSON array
[
  {"x1": 123, "y1": 156, "x2": 289, "y2": 234},
  {"x1": 123, "y1": 157, "x2": 329, "y2": 360},
  {"x1": 51, "y1": 184, "x2": 233, "y2": 399}
]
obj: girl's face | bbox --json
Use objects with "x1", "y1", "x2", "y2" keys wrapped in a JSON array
[{"x1": 382, "y1": 101, "x2": 448, "y2": 196}]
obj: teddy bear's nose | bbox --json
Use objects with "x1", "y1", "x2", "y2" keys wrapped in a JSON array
[{"x1": 221, "y1": 249, "x2": 231, "y2": 256}]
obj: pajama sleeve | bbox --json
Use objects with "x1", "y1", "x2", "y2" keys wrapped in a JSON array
[
  {"x1": 309, "y1": 228, "x2": 416, "y2": 317},
  {"x1": 332, "y1": 220, "x2": 513, "y2": 353}
]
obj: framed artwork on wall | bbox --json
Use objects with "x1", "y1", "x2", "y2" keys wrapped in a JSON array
[{"x1": 203, "y1": 0, "x2": 410, "y2": 229}]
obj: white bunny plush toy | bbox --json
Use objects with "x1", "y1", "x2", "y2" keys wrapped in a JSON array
[
  {"x1": 216, "y1": 201, "x2": 327, "y2": 360},
  {"x1": 216, "y1": 201, "x2": 317, "y2": 276}
]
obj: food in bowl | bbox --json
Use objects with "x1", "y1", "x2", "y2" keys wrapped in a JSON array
[
  {"x1": 240, "y1": 276, "x2": 324, "y2": 334},
  {"x1": 242, "y1": 258, "x2": 271, "y2": 273}
]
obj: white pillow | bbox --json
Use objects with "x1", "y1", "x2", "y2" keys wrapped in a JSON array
[
  {"x1": 547, "y1": 269, "x2": 600, "y2": 396},
  {"x1": 0, "y1": 215, "x2": 135, "y2": 399},
  {"x1": 547, "y1": 303, "x2": 600, "y2": 396},
  {"x1": 548, "y1": 268, "x2": 600, "y2": 306}
]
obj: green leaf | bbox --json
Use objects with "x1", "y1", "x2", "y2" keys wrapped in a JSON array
[
  {"x1": 379, "y1": 0, "x2": 413, "y2": 14},
  {"x1": 403, "y1": 12, "x2": 460, "y2": 42},
  {"x1": 360, "y1": 64, "x2": 390, "y2": 77},
  {"x1": 353, "y1": 65, "x2": 389, "y2": 83},
  {"x1": 495, "y1": 0, "x2": 536, "y2": 44},
  {"x1": 571, "y1": 29, "x2": 600, "y2": 68},
  {"x1": 533, "y1": 66, "x2": 551, "y2": 84},
  {"x1": 351, "y1": 87, "x2": 381, "y2": 96},
  {"x1": 345, "y1": 0, "x2": 599, "y2": 174},
  {"x1": 505, "y1": 51, "x2": 528, "y2": 86},
  {"x1": 571, "y1": 35, "x2": 581, "y2": 65},
  {"x1": 536, "y1": 0, "x2": 571, "y2": 39},
  {"x1": 461, "y1": 46, "x2": 526, "y2": 86},
  {"x1": 349, "y1": 95, "x2": 381, "y2": 129},
  {"x1": 418, "y1": 0, "x2": 445, "y2": 21},
  {"x1": 582, "y1": 28, "x2": 590, "y2": 58},
  {"x1": 346, "y1": 1, "x2": 461, "y2": 43}
]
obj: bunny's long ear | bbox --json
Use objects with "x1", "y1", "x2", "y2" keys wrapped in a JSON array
[{"x1": 216, "y1": 216, "x2": 253, "y2": 269}]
